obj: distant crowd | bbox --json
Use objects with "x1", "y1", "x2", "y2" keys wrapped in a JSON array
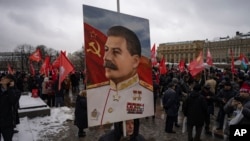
[{"x1": 156, "y1": 66, "x2": 250, "y2": 141}]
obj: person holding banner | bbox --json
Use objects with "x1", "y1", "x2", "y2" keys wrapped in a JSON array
[
  {"x1": 87, "y1": 26, "x2": 154, "y2": 127},
  {"x1": 98, "y1": 119, "x2": 145, "y2": 141}
]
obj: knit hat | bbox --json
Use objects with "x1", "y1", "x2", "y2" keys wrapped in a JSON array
[{"x1": 240, "y1": 82, "x2": 250, "y2": 94}]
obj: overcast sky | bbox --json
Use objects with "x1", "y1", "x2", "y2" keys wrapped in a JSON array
[{"x1": 0, "y1": 0, "x2": 250, "y2": 53}]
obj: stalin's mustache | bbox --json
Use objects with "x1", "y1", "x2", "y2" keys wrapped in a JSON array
[{"x1": 103, "y1": 60, "x2": 118, "y2": 70}]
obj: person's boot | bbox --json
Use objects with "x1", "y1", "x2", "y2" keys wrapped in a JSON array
[
  {"x1": 205, "y1": 130, "x2": 212, "y2": 135},
  {"x1": 78, "y1": 131, "x2": 86, "y2": 137},
  {"x1": 175, "y1": 123, "x2": 181, "y2": 127},
  {"x1": 205, "y1": 126, "x2": 212, "y2": 135}
]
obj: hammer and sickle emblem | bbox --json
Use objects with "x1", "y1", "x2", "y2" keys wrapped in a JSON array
[{"x1": 87, "y1": 40, "x2": 101, "y2": 58}]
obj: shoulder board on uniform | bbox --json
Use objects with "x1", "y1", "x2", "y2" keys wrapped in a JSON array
[
  {"x1": 87, "y1": 81, "x2": 109, "y2": 89},
  {"x1": 139, "y1": 80, "x2": 153, "y2": 91}
]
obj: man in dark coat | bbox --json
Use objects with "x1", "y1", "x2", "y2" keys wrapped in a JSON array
[
  {"x1": 215, "y1": 81, "x2": 237, "y2": 130},
  {"x1": 162, "y1": 82, "x2": 178, "y2": 133},
  {"x1": 200, "y1": 84, "x2": 215, "y2": 134},
  {"x1": 74, "y1": 90, "x2": 88, "y2": 137},
  {"x1": 0, "y1": 75, "x2": 20, "y2": 141},
  {"x1": 98, "y1": 119, "x2": 145, "y2": 141},
  {"x1": 183, "y1": 84, "x2": 207, "y2": 141}
]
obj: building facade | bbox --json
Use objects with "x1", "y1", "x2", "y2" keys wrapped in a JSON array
[
  {"x1": 0, "y1": 52, "x2": 23, "y2": 71},
  {"x1": 157, "y1": 40, "x2": 204, "y2": 63},
  {"x1": 157, "y1": 32, "x2": 250, "y2": 65},
  {"x1": 204, "y1": 36, "x2": 250, "y2": 63}
]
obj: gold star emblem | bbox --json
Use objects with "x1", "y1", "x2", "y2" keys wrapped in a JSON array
[{"x1": 113, "y1": 94, "x2": 120, "y2": 101}]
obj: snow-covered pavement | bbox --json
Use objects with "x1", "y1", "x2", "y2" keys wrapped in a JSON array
[{"x1": 9, "y1": 107, "x2": 74, "y2": 141}]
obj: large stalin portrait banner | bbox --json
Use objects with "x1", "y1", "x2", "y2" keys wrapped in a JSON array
[{"x1": 83, "y1": 5, "x2": 154, "y2": 127}]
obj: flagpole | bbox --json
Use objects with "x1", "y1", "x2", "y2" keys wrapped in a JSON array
[
  {"x1": 117, "y1": 0, "x2": 120, "y2": 13},
  {"x1": 116, "y1": 0, "x2": 127, "y2": 137}
]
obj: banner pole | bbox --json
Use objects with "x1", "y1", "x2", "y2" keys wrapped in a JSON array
[{"x1": 123, "y1": 121, "x2": 126, "y2": 137}]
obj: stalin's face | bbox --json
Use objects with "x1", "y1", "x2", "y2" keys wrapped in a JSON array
[{"x1": 103, "y1": 36, "x2": 140, "y2": 84}]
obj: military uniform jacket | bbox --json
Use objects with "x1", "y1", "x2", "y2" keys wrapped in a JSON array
[{"x1": 87, "y1": 74, "x2": 154, "y2": 127}]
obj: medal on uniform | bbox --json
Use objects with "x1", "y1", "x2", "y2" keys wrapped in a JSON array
[
  {"x1": 133, "y1": 90, "x2": 142, "y2": 101},
  {"x1": 91, "y1": 109, "x2": 99, "y2": 120},
  {"x1": 127, "y1": 102, "x2": 144, "y2": 114},
  {"x1": 138, "y1": 90, "x2": 142, "y2": 101},
  {"x1": 133, "y1": 90, "x2": 138, "y2": 100}
]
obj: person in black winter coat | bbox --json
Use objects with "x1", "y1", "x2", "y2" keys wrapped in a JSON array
[
  {"x1": 162, "y1": 82, "x2": 178, "y2": 133},
  {"x1": 0, "y1": 75, "x2": 20, "y2": 141},
  {"x1": 183, "y1": 84, "x2": 207, "y2": 141},
  {"x1": 74, "y1": 90, "x2": 88, "y2": 137},
  {"x1": 215, "y1": 81, "x2": 237, "y2": 130},
  {"x1": 98, "y1": 119, "x2": 145, "y2": 141},
  {"x1": 200, "y1": 84, "x2": 215, "y2": 134}
]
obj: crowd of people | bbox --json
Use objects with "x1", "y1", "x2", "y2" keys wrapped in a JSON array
[
  {"x1": 1, "y1": 65, "x2": 250, "y2": 141},
  {"x1": 0, "y1": 70, "x2": 85, "y2": 140},
  {"x1": 159, "y1": 66, "x2": 250, "y2": 141}
]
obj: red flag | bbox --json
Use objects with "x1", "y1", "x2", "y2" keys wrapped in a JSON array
[
  {"x1": 239, "y1": 53, "x2": 249, "y2": 63},
  {"x1": 206, "y1": 48, "x2": 213, "y2": 66},
  {"x1": 29, "y1": 48, "x2": 42, "y2": 62},
  {"x1": 159, "y1": 56, "x2": 167, "y2": 74},
  {"x1": 84, "y1": 23, "x2": 108, "y2": 84},
  {"x1": 51, "y1": 51, "x2": 67, "y2": 69},
  {"x1": 151, "y1": 44, "x2": 157, "y2": 66},
  {"x1": 137, "y1": 56, "x2": 153, "y2": 85},
  {"x1": 52, "y1": 58, "x2": 60, "y2": 68},
  {"x1": 58, "y1": 51, "x2": 74, "y2": 90},
  {"x1": 230, "y1": 49, "x2": 236, "y2": 74},
  {"x1": 52, "y1": 55, "x2": 60, "y2": 68},
  {"x1": 29, "y1": 63, "x2": 35, "y2": 76},
  {"x1": 40, "y1": 56, "x2": 50, "y2": 76},
  {"x1": 7, "y1": 64, "x2": 14, "y2": 74},
  {"x1": 178, "y1": 59, "x2": 185, "y2": 72},
  {"x1": 188, "y1": 51, "x2": 204, "y2": 77}
]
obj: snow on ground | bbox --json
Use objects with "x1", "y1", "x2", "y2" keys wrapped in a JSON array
[{"x1": 8, "y1": 107, "x2": 74, "y2": 141}]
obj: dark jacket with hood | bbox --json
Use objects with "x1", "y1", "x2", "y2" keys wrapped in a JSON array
[
  {"x1": 183, "y1": 85, "x2": 207, "y2": 126},
  {"x1": 98, "y1": 119, "x2": 145, "y2": 141}
]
